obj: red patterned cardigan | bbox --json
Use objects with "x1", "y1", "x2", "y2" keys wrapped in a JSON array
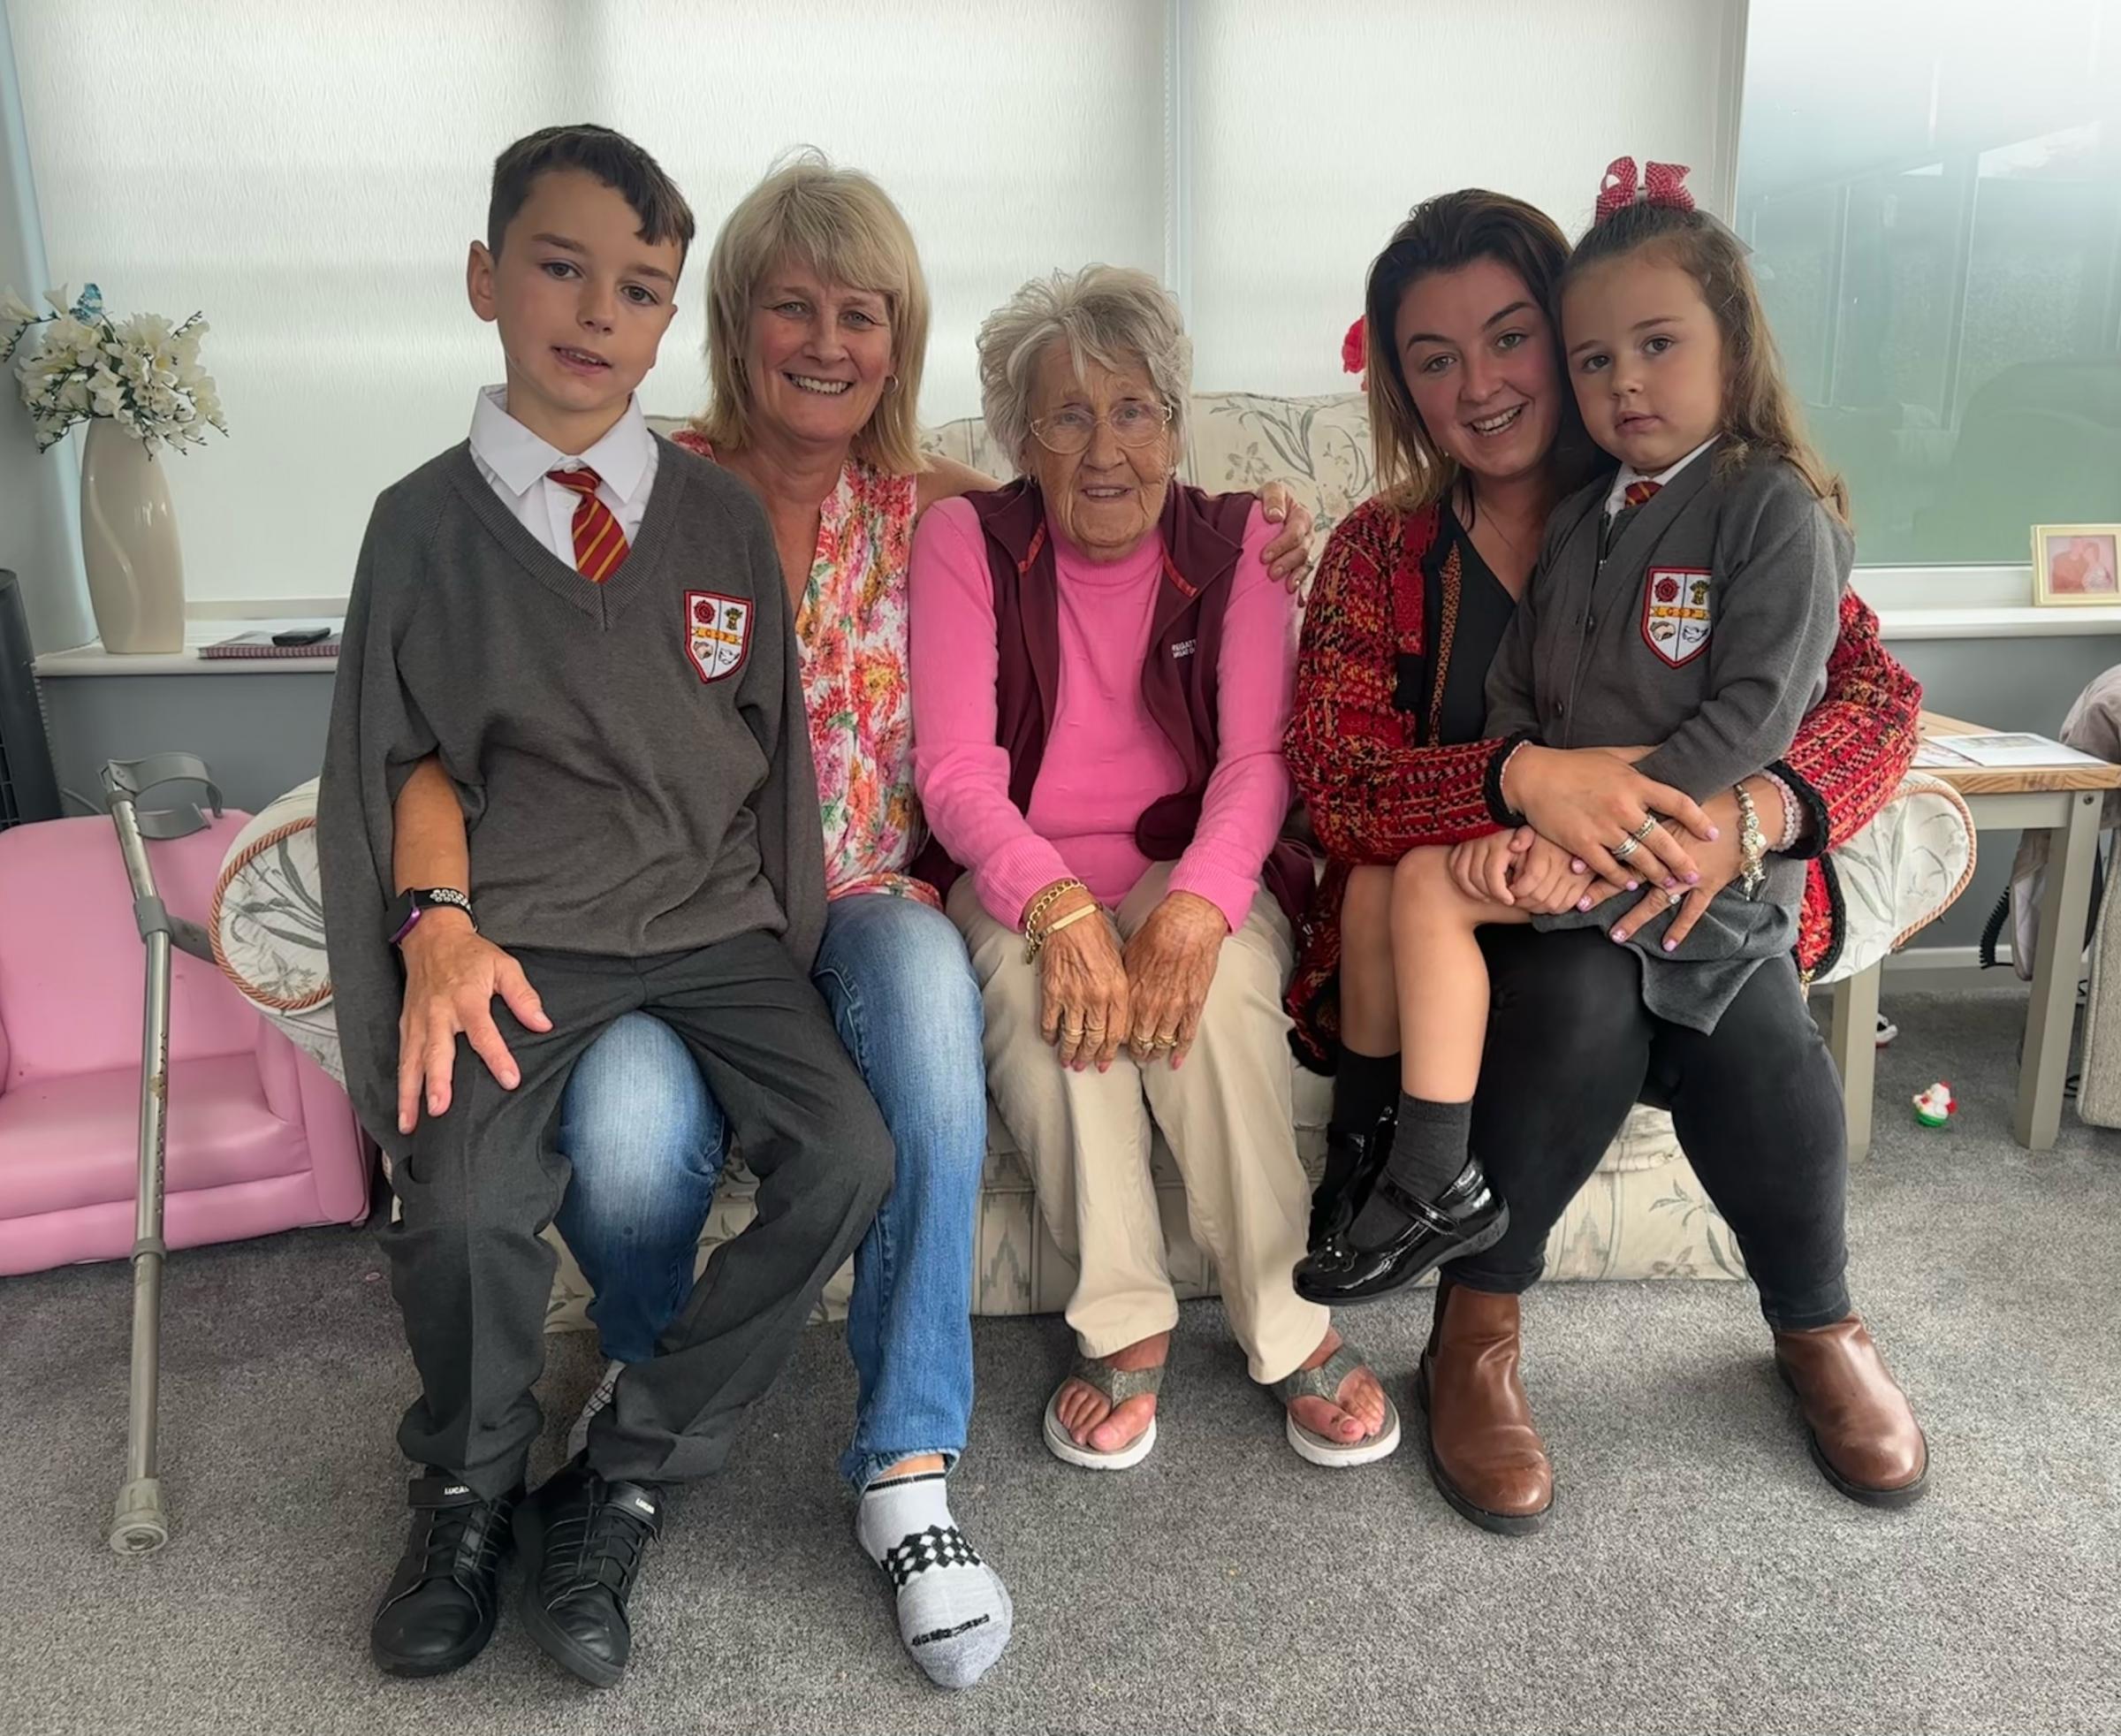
[{"x1": 1284, "y1": 495, "x2": 1923, "y2": 1071}]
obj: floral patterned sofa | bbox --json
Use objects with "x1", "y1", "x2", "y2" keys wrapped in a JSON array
[{"x1": 209, "y1": 392, "x2": 1975, "y2": 1329}]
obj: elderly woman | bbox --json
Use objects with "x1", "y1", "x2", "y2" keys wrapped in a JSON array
[
  {"x1": 384, "y1": 159, "x2": 1315, "y2": 1688},
  {"x1": 910, "y1": 265, "x2": 1394, "y2": 1472},
  {"x1": 1287, "y1": 190, "x2": 1927, "y2": 1532}
]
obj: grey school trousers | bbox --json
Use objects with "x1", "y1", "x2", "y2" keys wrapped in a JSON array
[{"x1": 381, "y1": 933, "x2": 895, "y2": 1498}]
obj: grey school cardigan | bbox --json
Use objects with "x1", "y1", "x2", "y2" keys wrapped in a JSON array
[
  {"x1": 1485, "y1": 445, "x2": 1851, "y2": 1032},
  {"x1": 316, "y1": 438, "x2": 825, "y2": 1155}
]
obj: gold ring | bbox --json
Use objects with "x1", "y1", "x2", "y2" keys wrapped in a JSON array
[
  {"x1": 1153, "y1": 1036, "x2": 1178, "y2": 1050},
  {"x1": 1629, "y1": 817, "x2": 1660, "y2": 844}
]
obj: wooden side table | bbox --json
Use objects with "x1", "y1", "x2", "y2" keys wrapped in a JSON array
[{"x1": 1831, "y1": 712, "x2": 2119, "y2": 1152}]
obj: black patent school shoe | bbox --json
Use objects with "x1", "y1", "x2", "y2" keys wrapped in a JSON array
[
  {"x1": 369, "y1": 1473, "x2": 518, "y2": 1679},
  {"x1": 1307, "y1": 1108, "x2": 1398, "y2": 1253},
  {"x1": 515, "y1": 1455, "x2": 663, "y2": 1688},
  {"x1": 1294, "y1": 1156, "x2": 1509, "y2": 1306}
]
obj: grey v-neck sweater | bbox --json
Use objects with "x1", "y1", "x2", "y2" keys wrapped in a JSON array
[
  {"x1": 1485, "y1": 446, "x2": 1848, "y2": 1032},
  {"x1": 318, "y1": 437, "x2": 825, "y2": 1153}
]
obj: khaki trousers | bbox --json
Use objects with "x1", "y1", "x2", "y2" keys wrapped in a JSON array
[{"x1": 949, "y1": 862, "x2": 1328, "y2": 1384}]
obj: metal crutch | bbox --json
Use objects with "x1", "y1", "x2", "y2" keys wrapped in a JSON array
[{"x1": 101, "y1": 753, "x2": 223, "y2": 1557}]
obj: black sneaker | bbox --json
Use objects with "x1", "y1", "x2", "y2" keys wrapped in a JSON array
[
  {"x1": 515, "y1": 1455, "x2": 662, "y2": 1688},
  {"x1": 1294, "y1": 1155, "x2": 1509, "y2": 1306},
  {"x1": 369, "y1": 1473, "x2": 518, "y2": 1679}
]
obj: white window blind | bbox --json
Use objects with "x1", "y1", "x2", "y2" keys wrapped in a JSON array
[
  {"x1": 9, "y1": 0, "x2": 1167, "y2": 605},
  {"x1": 11, "y1": 0, "x2": 1752, "y2": 606}
]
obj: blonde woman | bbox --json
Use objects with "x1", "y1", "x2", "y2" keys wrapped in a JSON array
[{"x1": 384, "y1": 152, "x2": 1314, "y2": 1690}]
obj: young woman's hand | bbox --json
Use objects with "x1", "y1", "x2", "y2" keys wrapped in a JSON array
[
  {"x1": 1501, "y1": 743, "x2": 1718, "y2": 889},
  {"x1": 1256, "y1": 481, "x2": 1316, "y2": 592},
  {"x1": 1607, "y1": 780, "x2": 1787, "y2": 949}
]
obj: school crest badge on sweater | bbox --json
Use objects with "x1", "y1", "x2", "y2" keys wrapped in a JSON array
[
  {"x1": 686, "y1": 591, "x2": 751, "y2": 683},
  {"x1": 1641, "y1": 567, "x2": 1712, "y2": 666}
]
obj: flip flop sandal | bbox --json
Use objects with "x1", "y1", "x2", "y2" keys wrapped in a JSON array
[
  {"x1": 1042, "y1": 1351, "x2": 1165, "y2": 1471},
  {"x1": 1272, "y1": 1342, "x2": 1403, "y2": 1468}
]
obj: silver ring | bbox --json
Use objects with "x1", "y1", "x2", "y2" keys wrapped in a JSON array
[
  {"x1": 1666, "y1": 889, "x2": 1684, "y2": 909},
  {"x1": 1629, "y1": 817, "x2": 1660, "y2": 845},
  {"x1": 1613, "y1": 836, "x2": 1640, "y2": 863}
]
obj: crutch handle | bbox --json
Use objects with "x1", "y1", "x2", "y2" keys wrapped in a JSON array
[{"x1": 101, "y1": 754, "x2": 224, "y2": 840}]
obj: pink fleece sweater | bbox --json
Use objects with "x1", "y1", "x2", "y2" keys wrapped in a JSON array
[{"x1": 909, "y1": 495, "x2": 1296, "y2": 933}]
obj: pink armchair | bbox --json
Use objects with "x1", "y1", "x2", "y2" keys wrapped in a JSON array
[{"x1": 0, "y1": 812, "x2": 369, "y2": 1277}]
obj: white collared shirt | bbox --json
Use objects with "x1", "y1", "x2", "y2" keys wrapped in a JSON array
[
  {"x1": 1604, "y1": 437, "x2": 1716, "y2": 519},
  {"x1": 466, "y1": 384, "x2": 658, "y2": 564}
]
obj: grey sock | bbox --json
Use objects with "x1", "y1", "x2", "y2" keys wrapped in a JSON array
[
  {"x1": 855, "y1": 1472, "x2": 1012, "y2": 1690},
  {"x1": 1349, "y1": 1093, "x2": 1472, "y2": 1243}
]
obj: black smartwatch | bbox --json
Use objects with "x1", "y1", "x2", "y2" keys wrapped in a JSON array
[{"x1": 384, "y1": 887, "x2": 475, "y2": 948}]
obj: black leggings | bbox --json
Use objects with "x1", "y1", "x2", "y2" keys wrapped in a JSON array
[{"x1": 1450, "y1": 926, "x2": 1851, "y2": 1330}]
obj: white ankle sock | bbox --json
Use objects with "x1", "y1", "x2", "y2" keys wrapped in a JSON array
[
  {"x1": 855, "y1": 1471, "x2": 1012, "y2": 1690},
  {"x1": 566, "y1": 1358, "x2": 624, "y2": 1461}
]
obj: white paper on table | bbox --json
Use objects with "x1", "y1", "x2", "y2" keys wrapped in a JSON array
[
  {"x1": 1912, "y1": 739, "x2": 1977, "y2": 768},
  {"x1": 1927, "y1": 733, "x2": 2104, "y2": 769}
]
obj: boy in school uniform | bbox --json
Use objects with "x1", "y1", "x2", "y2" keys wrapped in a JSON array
[{"x1": 318, "y1": 124, "x2": 894, "y2": 1689}]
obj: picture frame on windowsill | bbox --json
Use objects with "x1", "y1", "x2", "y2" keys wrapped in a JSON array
[{"x1": 2033, "y1": 524, "x2": 2121, "y2": 606}]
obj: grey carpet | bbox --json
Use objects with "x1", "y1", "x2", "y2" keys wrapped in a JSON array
[{"x1": 2, "y1": 989, "x2": 2117, "y2": 1736}]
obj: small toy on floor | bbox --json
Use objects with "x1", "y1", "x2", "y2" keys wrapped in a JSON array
[{"x1": 1912, "y1": 1082, "x2": 1955, "y2": 1128}]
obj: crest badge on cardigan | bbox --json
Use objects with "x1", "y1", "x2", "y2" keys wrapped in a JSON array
[
  {"x1": 1641, "y1": 566, "x2": 1713, "y2": 666},
  {"x1": 685, "y1": 590, "x2": 751, "y2": 683}
]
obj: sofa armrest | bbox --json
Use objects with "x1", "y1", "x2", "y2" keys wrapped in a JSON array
[{"x1": 1812, "y1": 772, "x2": 1979, "y2": 986}]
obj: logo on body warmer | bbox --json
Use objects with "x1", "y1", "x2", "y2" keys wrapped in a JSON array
[
  {"x1": 1640, "y1": 567, "x2": 1712, "y2": 666},
  {"x1": 685, "y1": 590, "x2": 751, "y2": 683}
]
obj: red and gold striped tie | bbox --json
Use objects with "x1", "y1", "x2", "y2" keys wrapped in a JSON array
[
  {"x1": 1622, "y1": 477, "x2": 1662, "y2": 510},
  {"x1": 547, "y1": 466, "x2": 629, "y2": 582}
]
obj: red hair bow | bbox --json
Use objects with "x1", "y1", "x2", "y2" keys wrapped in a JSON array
[
  {"x1": 1342, "y1": 316, "x2": 1365, "y2": 377},
  {"x1": 1595, "y1": 156, "x2": 1695, "y2": 222}
]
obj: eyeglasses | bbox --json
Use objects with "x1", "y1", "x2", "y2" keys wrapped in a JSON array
[{"x1": 1028, "y1": 399, "x2": 1174, "y2": 454}]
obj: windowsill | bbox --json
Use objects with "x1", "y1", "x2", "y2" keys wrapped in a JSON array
[
  {"x1": 34, "y1": 616, "x2": 343, "y2": 678},
  {"x1": 1874, "y1": 604, "x2": 2121, "y2": 641}
]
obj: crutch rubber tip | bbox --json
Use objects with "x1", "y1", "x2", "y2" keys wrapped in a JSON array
[{"x1": 110, "y1": 1479, "x2": 169, "y2": 1556}]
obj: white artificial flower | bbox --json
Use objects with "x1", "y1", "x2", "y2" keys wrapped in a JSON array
[
  {"x1": 42, "y1": 285, "x2": 70, "y2": 314},
  {"x1": 88, "y1": 369, "x2": 125, "y2": 417},
  {"x1": 2, "y1": 287, "x2": 35, "y2": 325}
]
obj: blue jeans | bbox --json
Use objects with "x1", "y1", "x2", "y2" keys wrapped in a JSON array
[{"x1": 554, "y1": 894, "x2": 986, "y2": 1490}]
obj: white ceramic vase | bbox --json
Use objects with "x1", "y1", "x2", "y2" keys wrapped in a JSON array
[{"x1": 80, "y1": 418, "x2": 186, "y2": 653}]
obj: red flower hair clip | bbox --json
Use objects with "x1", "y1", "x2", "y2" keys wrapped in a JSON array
[
  {"x1": 1595, "y1": 156, "x2": 1695, "y2": 223},
  {"x1": 1342, "y1": 316, "x2": 1365, "y2": 379}
]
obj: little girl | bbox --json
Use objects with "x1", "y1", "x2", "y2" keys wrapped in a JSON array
[{"x1": 1298, "y1": 160, "x2": 1852, "y2": 1305}]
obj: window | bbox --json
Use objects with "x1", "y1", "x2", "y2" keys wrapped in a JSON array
[
  {"x1": 1737, "y1": 0, "x2": 2121, "y2": 567},
  {"x1": 11, "y1": 0, "x2": 1740, "y2": 607}
]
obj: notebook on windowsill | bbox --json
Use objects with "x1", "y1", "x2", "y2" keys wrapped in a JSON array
[{"x1": 197, "y1": 630, "x2": 341, "y2": 660}]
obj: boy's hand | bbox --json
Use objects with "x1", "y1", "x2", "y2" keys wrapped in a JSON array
[
  {"x1": 1447, "y1": 826, "x2": 1534, "y2": 905},
  {"x1": 395, "y1": 912, "x2": 551, "y2": 1135}
]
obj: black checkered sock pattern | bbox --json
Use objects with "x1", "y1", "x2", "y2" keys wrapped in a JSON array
[{"x1": 856, "y1": 1472, "x2": 1013, "y2": 1690}]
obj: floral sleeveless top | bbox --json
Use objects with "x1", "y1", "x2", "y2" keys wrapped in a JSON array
[{"x1": 671, "y1": 430, "x2": 933, "y2": 905}]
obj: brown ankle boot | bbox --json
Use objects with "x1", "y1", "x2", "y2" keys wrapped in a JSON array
[
  {"x1": 1773, "y1": 1315, "x2": 1927, "y2": 1507},
  {"x1": 1417, "y1": 1281, "x2": 1553, "y2": 1534}
]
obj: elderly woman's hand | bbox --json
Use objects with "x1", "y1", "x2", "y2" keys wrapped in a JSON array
[
  {"x1": 1121, "y1": 891, "x2": 1228, "y2": 1066},
  {"x1": 1037, "y1": 888, "x2": 1130, "y2": 1071},
  {"x1": 1607, "y1": 778, "x2": 1786, "y2": 950},
  {"x1": 1257, "y1": 482, "x2": 1316, "y2": 593},
  {"x1": 1502, "y1": 743, "x2": 1721, "y2": 891}
]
